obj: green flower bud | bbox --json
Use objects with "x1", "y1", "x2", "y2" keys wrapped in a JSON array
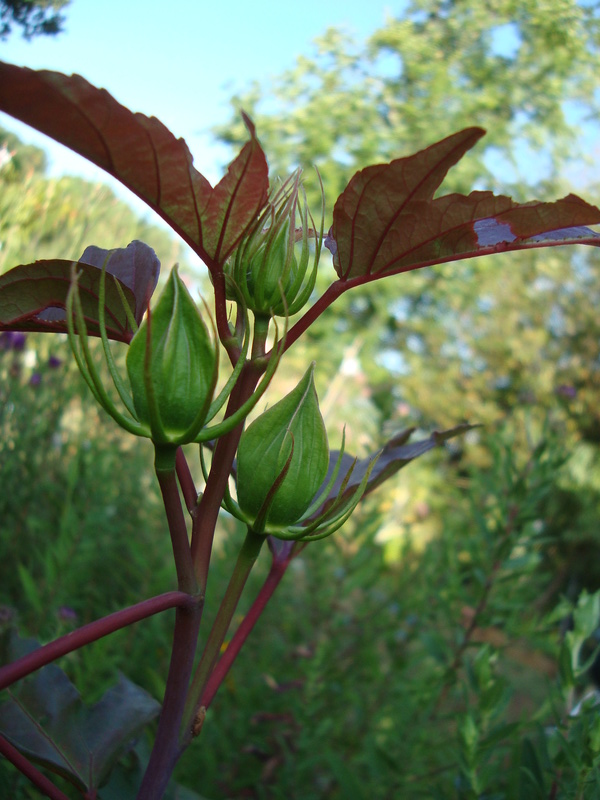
[
  {"x1": 245, "y1": 219, "x2": 298, "y2": 309},
  {"x1": 126, "y1": 268, "x2": 217, "y2": 445},
  {"x1": 225, "y1": 171, "x2": 323, "y2": 317},
  {"x1": 236, "y1": 364, "x2": 329, "y2": 530}
]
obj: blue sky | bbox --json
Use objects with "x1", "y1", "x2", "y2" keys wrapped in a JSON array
[{"x1": 0, "y1": 0, "x2": 402, "y2": 191}]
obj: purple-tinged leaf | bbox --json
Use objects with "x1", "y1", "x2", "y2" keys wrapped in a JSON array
[
  {"x1": 0, "y1": 259, "x2": 137, "y2": 342},
  {"x1": 77, "y1": 240, "x2": 160, "y2": 325},
  {"x1": 0, "y1": 630, "x2": 160, "y2": 792},
  {"x1": 0, "y1": 63, "x2": 269, "y2": 270},
  {"x1": 329, "y1": 129, "x2": 600, "y2": 281},
  {"x1": 307, "y1": 424, "x2": 474, "y2": 520}
]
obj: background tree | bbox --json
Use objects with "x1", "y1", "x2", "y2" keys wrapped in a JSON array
[
  {"x1": 0, "y1": 126, "x2": 188, "y2": 273},
  {"x1": 0, "y1": 0, "x2": 69, "y2": 40},
  {"x1": 216, "y1": 0, "x2": 600, "y2": 589}
]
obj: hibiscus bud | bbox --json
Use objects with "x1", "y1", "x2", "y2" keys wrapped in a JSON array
[
  {"x1": 225, "y1": 171, "x2": 322, "y2": 317},
  {"x1": 126, "y1": 268, "x2": 217, "y2": 445},
  {"x1": 236, "y1": 364, "x2": 329, "y2": 529}
]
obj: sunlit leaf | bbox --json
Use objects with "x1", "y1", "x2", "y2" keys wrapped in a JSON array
[
  {"x1": 0, "y1": 62, "x2": 269, "y2": 269},
  {"x1": 200, "y1": 111, "x2": 270, "y2": 265},
  {"x1": 328, "y1": 129, "x2": 600, "y2": 280}
]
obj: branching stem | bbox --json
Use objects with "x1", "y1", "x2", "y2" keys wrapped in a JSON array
[
  {"x1": 191, "y1": 362, "x2": 263, "y2": 591},
  {"x1": 182, "y1": 527, "x2": 265, "y2": 742},
  {"x1": 0, "y1": 592, "x2": 196, "y2": 691},
  {"x1": 199, "y1": 546, "x2": 293, "y2": 710}
]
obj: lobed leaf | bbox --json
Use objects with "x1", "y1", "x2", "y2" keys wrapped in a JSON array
[
  {"x1": 0, "y1": 630, "x2": 160, "y2": 792},
  {"x1": 0, "y1": 62, "x2": 269, "y2": 269},
  {"x1": 328, "y1": 128, "x2": 600, "y2": 280}
]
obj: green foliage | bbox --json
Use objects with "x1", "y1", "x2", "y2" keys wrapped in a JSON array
[
  {"x1": 0, "y1": 335, "x2": 172, "y2": 639},
  {"x1": 0, "y1": 125, "x2": 46, "y2": 176},
  {"x1": 217, "y1": 0, "x2": 600, "y2": 198},
  {"x1": 170, "y1": 423, "x2": 600, "y2": 799},
  {"x1": 0, "y1": 307, "x2": 598, "y2": 799}
]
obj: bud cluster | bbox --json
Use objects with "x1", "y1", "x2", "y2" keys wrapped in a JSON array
[{"x1": 225, "y1": 171, "x2": 323, "y2": 318}]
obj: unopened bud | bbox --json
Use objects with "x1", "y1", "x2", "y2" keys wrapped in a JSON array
[
  {"x1": 236, "y1": 364, "x2": 329, "y2": 529},
  {"x1": 126, "y1": 268, "x2": 217, "y2": 445},
  {"x1": 225, "y1": 172, "x2": 322, "y2": 317}
]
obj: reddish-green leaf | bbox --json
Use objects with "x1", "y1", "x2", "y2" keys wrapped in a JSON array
[
  {"x1": 0, "y1": 259, "x2": 136, "y2": 342},
  {"x1": 201, "y1": 111, "x2": 270, "y2": 265},
  {"x1": 328, "y1": 129, "x2": 600, "y2": 280},
  {"x1": 0, "y1": 62, "x2": 269, "y2": 269}
]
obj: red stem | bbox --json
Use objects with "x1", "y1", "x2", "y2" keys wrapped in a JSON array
[
  {"x1": 182, "y1": 528, "x2": 265, "y2": 740},
  {"x1": 191, "y1": 363, "x2": 261, "y2": 591},
  {"x1": 0, "y1": 733, "x2": 71, "y2": 800},
  {"x1": 176, "y1": 447, "x2": 198, "y2": 514},
  {"x1": 0, "y1": 592, "x2": 196, "y2": 691},
  {"x1": 275, "y1": 233, "x2": 600, "y2": 358},
  {"x1": 276, "y1": 280, "x2": 346, "y2": 355},
  {"x1": 155, "y1": 461, "x2": 197, "y2": 594},
  {"x1": 136, "y1": 462, "x2": 205, "y2": 799},
  {"x1": 199, "y1": 552, "x2": 292, "y2": 710},
  {"x1": 136, "y1": 603, "x2": 203, "y2": 800}
]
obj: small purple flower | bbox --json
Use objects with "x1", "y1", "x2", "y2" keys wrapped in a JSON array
[
  {"x1": 57, "y1": 606, "x2": 77, "y2": 622},
  {"x1": 556, "y1": 384, "x2": 577, "y2": 399},
  {"x1": 29, "y1": 372, "x2": 41, "y2": 386},
  {"x1": 47, "y1": 355, "x2": 62, "y2": 369},
  {"x1": 0, "y1": 331, "x2": 26, "y2": 351}
]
